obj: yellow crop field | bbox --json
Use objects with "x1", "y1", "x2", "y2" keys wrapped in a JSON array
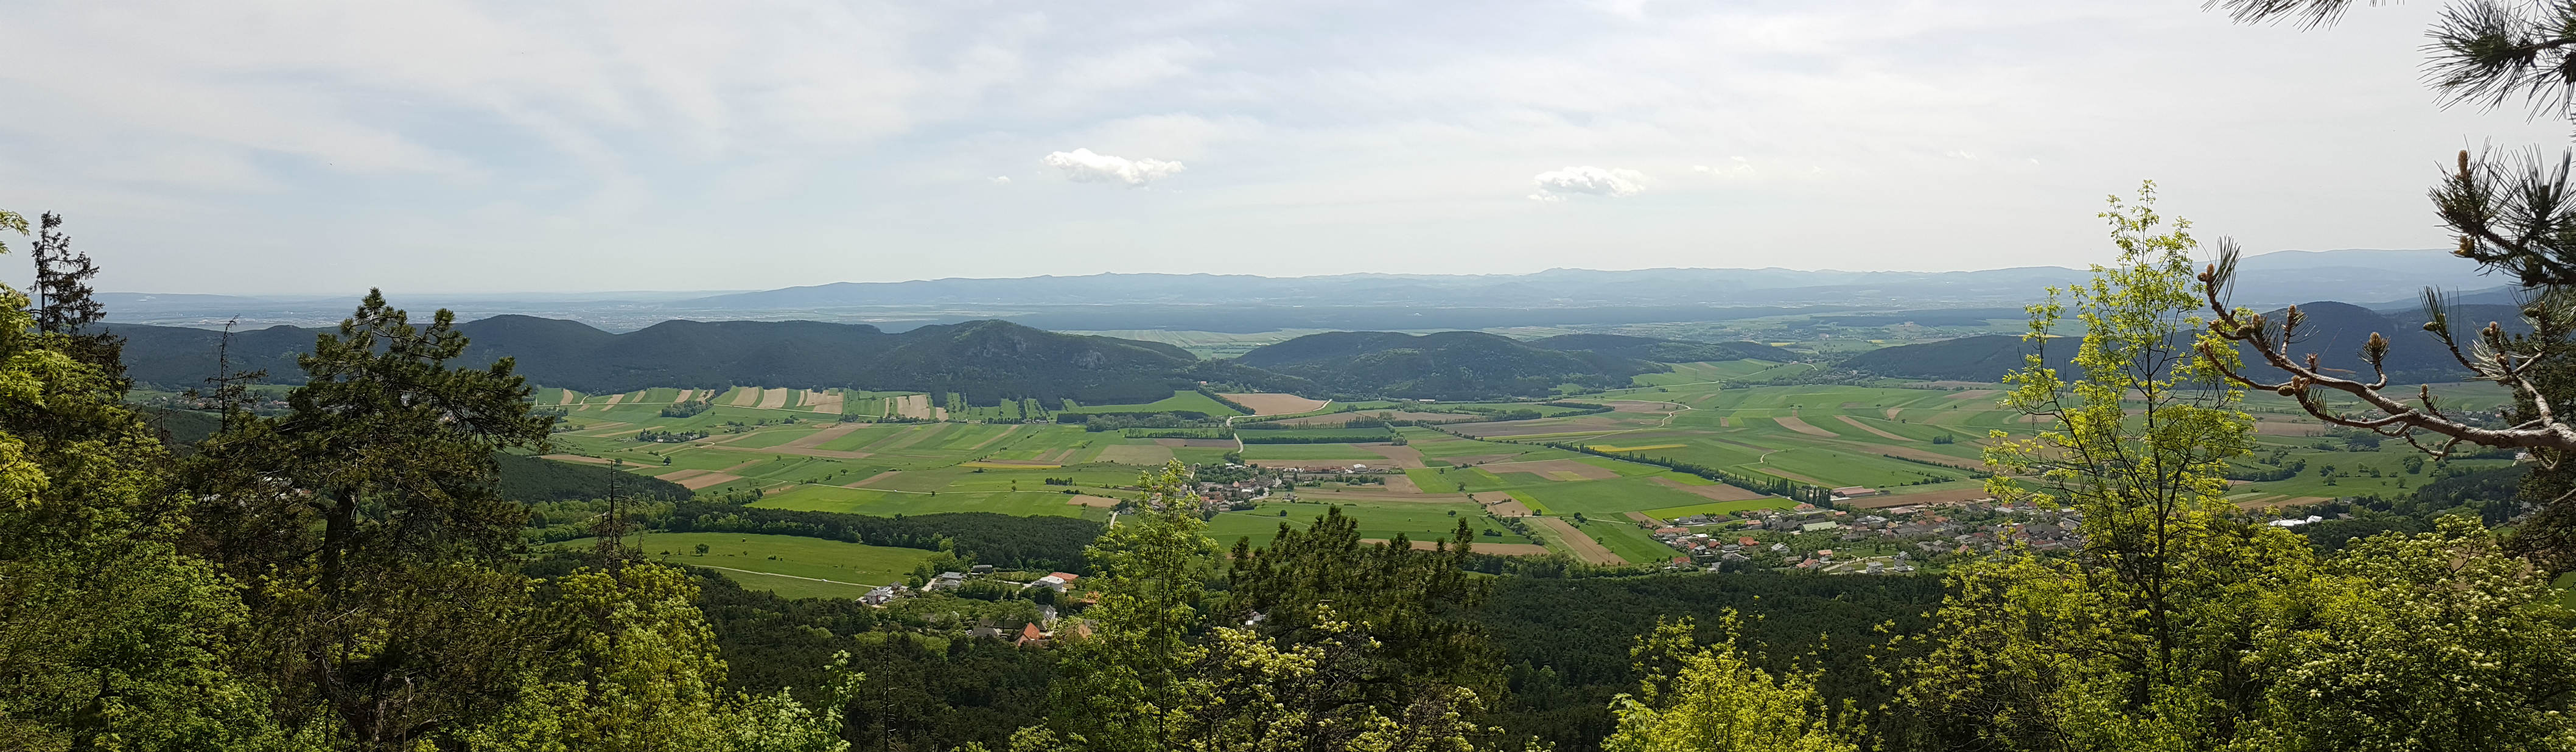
[{"x1": 1590, "y1": 443, "x2": 1685, "y2": 452}]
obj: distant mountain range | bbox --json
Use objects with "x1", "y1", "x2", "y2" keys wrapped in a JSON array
[
  {"x1": 673, "y1": 250, "x2": 2501, "y2": 311},
  {"x1": 97, "y1": 249, "x2": 2513, "y2": 334},
  {"x1": 110, "y1": 318, "x2": 1307, "y2": 405},
  {"x1": 107, "y1": 318, "x2": 1779, "y2": 404},
  {"x1": 1838, "y1": 301, "x2": 2533, "y2": 384},
  {"x1": 110, "y1": 295, "x2": 2533, "y2": 401}
]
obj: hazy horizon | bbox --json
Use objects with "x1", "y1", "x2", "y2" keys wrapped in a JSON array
[{"x1": 95, "y1": 245, "x2": 2465, "y2": 298}]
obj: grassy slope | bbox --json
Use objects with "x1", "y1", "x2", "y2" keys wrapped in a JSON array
[
  {"x1": 1206, "y1": 500, "x2": 1536, "y2": 550},
  {"x1": 553, "y1": 532, "x2": 940, "y2": 599},
  {"x1": 1061, "y1": 390, "x2": 1245, "y2": 416}
]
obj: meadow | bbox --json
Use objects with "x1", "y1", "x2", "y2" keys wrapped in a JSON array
[
  {"x1": 549, "y1": 532, "x2": 940, "y2": 599},
  {"x1": 521, "y1": 360, "x2": 2417, "y2": 596},
  {"x1": 1205, "y1": 499, "x2": 1541, "y2": 550},
  {"x1": 1059, "y1": 390, "x2": 1244, "y2": 416}
]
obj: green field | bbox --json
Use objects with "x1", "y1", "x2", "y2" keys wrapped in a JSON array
[
  {"x1": 1637, "y1": 497, "x2": 1800, "y2": 520},
  {"x1": 1242, "y1": 443, "x2": 1388, "y2": 461},
  {"x1": 521, "y1": 371, "x2": 2379, "y2": 565},
  {"x1": 1205, "y1": 501, "x2": 1535, "y2": 550},
  {"x1": 551, "y1": 532, "x2": 940, "y2": 599},
  {"x1": 517, "y1": 374, "x2": 2115, "y2": 501},
  {"x1": 1060, "y1": 390, "x2": 1245, "y2": 416},
  {"x1": 1628, "y1": 359, "x2": 1791, "y2": 386},
  {"x1": 751, "y1": 485, "x2": 1109, "y2": 519},
  {"x1": 1570, "y1": 518, "x2": 1684, "y2": 563}
]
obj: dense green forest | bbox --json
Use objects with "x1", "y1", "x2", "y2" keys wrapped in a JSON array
[
  {"x1": 109, "y1": 317, "x2": 1802, "y2": 405},
  {"x1": 1233, "y1": 330, "x2": 1662, "y2": 399},
  {"x1": 494, "y1": 452, "x2": 694, "y2": 503},
  {"x1": 109, "y1": 316, "x2": 1311, "y2": 406},
  {"x1": 1839, "y1": 301, "x2": 2533, "y2": 383},
  {"x1": 661, "y1": 505, "x2": 1102, "y2": 574}
]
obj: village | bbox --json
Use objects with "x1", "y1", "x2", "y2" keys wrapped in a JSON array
[{"x1": 1644, "y1": 487, "x2": 2090, "y2": 576}]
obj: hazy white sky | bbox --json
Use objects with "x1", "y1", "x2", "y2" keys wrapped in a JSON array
[{"x1": 0, "y1": 0, "x2": 2560, "y2": 294}]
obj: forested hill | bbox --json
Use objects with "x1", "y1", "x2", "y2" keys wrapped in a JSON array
[
  {"x1": 110, "y1": 316, "x2": 1309, "y2": 405},
  {"x1": 1233, "y1": 330, "x2": 1662, "y2": 399},
  {"x1": 1835, "y1": 334, "x2": 2070, "y2": 382},
  {"x1": 1524, "y1": 333, "x2": 1793, "y2": 362},
  {"x1": 1837, "y1": 301, "x2": 2530, "y2": 384}
]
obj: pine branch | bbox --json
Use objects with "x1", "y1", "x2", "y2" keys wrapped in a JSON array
[{"x1": 2199, "y1": 238, "x2": 2576, "y2": 455}]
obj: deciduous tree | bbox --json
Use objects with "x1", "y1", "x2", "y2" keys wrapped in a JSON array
[
  {"x1": 0, "y1": 220, "x2": 287, "y2": 750},
  {"x1": 1603, "y1": 615, "x2": 1851, "y2": 752}
]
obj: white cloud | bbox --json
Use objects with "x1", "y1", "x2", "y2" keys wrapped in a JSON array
[
  {"x1": 990, "y1": 175, "x2": 1012, "y2": 184},
  {"x1": 1528, "y1": 166, "x2": 1645, "y2": 201},
  {"x1": 1692, "y1": 157, "x2": 1755, "y2": 178},
  {"x1": 1042, "y1": 148, "x2": 1186, "y2": 187}
]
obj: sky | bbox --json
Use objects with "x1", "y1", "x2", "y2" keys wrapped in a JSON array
[{"x1": 0, "y1": 0, "x2": 2564, "y2": 295}]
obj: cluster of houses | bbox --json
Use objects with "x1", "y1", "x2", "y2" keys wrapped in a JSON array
[
  {"x1": 1194, "y1": 474, "x2": 1292, "y2": 504},
  {"x1": 1180, "y1": 462, "x2": 1413, "y2": 508},
  {"x1": 1646, "y1": 495, "x2": 2091, "y2": 574},
  {"x1": 855, "y1": 566, "x2": 1097, "y2": 647},
  {"x1": 858, "y1": 565, "x2": 1083, "y2": 603},
  {"x1": 967, "y1": 605, "x2": 1087, "y2": 647}
]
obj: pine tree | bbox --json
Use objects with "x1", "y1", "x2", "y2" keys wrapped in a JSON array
[
  {"x1": 2199, "y1": 0, "x2": 2576, "y2": 566},
  {"x1": 184, "y1": 290, "x2": 559, "y2": 748},
  {"x1": 26, "y1": 213, "x2": 122, "y2": 382}
]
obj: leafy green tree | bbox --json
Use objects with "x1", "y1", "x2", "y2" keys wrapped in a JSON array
[
  {"x1": 2234, "y1": 516, "x2": 2576, "y2": 750},
  {"x1": 1038, "y1": 462, "x2": 1216, "y2": 751},
  {"x1": 1891, "y1": 186, "x2": 2310, "y2": 749},
  {"x1": 1603, "y1": 615, "x2": 1852, "y2": 752},
  {"x1": 1983, "y1": 182, "x2": 2275, "y2": 694},
  {"x1": 0, "y1": 209, "x2": 24, "y2": 250},
  {"x1": 461, "y1": 563, "x2": 856, "y2": 752},
  {"x1": 1888, "y1": 185, "x2": 2576, "y2": 750},
  {"x1": 0, "y1": 227, "x2": 287, "y2": 749},
  {"x1": 185, "y1": 290, "x2": 558, "y2": 748},
  {"x1": 1031, "y1": 465, "x2": 1498, "y2": 752},
  {"x1": 1169, "y1": 606, "x2": 1488, "y2": 752}
]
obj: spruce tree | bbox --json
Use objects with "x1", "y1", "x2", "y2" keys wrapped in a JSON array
[{"x1": 26, "y1": 213, "x2": 122, "y2": 382}]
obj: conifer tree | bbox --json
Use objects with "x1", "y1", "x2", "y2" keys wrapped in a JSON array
[
  {"x1": 185, "y1": 290, "x2": 559, "y2": 748},
  {"x1": 2200, "y1": 0, "x2": 2576, "y2": 564},
  {"x1": 26, "y1": 213, "x2": 117, "y2": 380}
]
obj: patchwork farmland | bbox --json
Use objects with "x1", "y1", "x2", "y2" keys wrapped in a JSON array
[{"x1": 524, "y1": 365, "x2": 2497, "y2": 598}]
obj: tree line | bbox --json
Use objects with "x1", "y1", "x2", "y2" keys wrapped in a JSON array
[{"x1": 660, "y1": 505, "x2": 1102, "y2": 574}]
